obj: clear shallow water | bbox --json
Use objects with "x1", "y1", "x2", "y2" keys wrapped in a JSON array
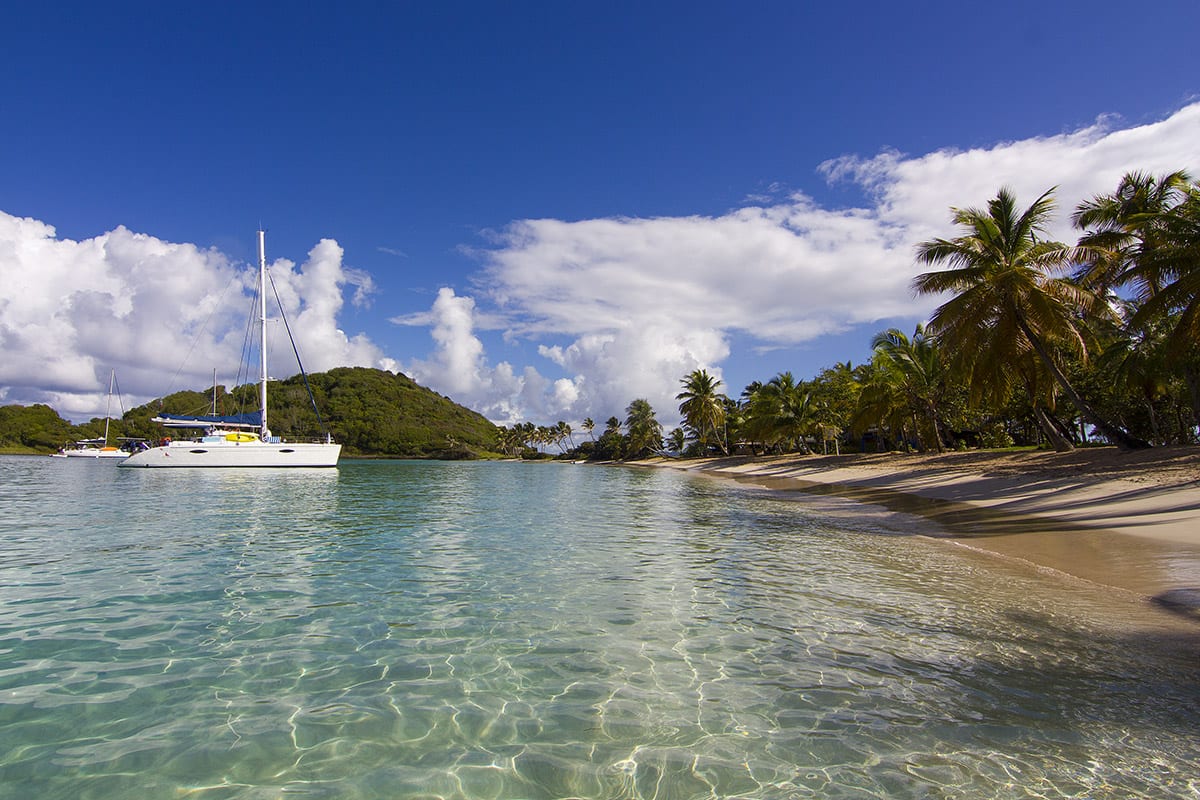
[{"x1": 1, "y1": 456, "x2": 1197, "y2": 799}]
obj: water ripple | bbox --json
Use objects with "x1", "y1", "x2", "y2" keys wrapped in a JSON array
[{"x1": 0, "y1": 457, "x2": 1197, "y2": 798}]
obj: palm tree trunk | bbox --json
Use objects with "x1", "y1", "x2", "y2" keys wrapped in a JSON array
[
  {"x1": 1015, "y1": 316, "x2": 1151, "y2": 450},
  {"x1": 1184, "y1": 363, "x2": 1200, "y2": 439},
  {"x1": 1143, "y1": 394, "x2": 1161, "y2": 444},
  {"x1": 1032, "y1": 405, "x2": 1075, "y2": 452},
  {"x1": 925, "y1": 400, "x2": 946, "y2": 452},
  {"x1": 908, "y1": 413, "x2": 922, "y2": 451}
]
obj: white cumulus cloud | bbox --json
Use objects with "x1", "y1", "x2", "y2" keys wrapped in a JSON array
[
  {"x1": 0, "y1": 218, "x2": 394, "y2": 420},
  {"x1": 398, "y1": 102, "x2": 1200, "y2": 428},
  {"x1": 397, "y1": 287, "x2": 530, "y2": 424},
  {"x1": 259, "y1": 238, "x2": 396, "y2": 377}
]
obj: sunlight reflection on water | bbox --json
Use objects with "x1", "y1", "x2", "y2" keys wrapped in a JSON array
[{"x1": 0, "y1": 456, "x2": 1197, "y2": 799}]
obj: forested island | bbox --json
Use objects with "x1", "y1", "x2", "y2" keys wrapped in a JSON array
[{"x1": 0, "y1": 367, "x2": 499, "y2": 459}]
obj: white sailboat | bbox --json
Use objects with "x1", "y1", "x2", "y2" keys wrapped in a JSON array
[
  {"x1": 120, "y1": 230, "x2": 342, "y2": 468},
  {"x1": 55, "y1": 369, "x2": 129, "y2": 458}
]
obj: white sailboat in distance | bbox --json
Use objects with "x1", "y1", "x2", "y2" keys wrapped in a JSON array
[
  {"x1": 120, "y1": 230, "x2": 342, "y2": 468},
  {"x1": 54, "y1": 369, "x2": 130, "y2": 458}
]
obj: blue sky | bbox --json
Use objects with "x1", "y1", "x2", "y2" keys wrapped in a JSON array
[{"x1": 3, "y1": 2, "x2": 1199, "y2": 425}]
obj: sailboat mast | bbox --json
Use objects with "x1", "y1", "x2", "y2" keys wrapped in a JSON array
[
  {"x1": 103, "y1": 368, "x2": 114, "y2": 445},
  {"x1": 258, "y1": 229, "x2": 269, "y2": 440}
]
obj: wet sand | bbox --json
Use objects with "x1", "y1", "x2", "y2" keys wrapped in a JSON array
[{"x1": 637, "y1": 447, "x2": 1200, "y2": 616}]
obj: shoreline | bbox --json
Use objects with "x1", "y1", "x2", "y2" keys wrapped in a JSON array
[{"x1": 632, "y1": 447, "x2": 1200, "y2": 616}]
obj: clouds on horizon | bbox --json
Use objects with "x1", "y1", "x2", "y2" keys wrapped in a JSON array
[{"x1": 3, "y1": 103, "x2": 1199, "y2": 426}]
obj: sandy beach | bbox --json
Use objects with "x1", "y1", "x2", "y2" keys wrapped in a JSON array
[{"x1": 643, "y1": 447, "x2": 1200, "y2": 615}]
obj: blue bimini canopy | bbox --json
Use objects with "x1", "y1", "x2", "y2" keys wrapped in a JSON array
[{"x1": 153, "y1": 412, "x2": 263, "y2": 429}]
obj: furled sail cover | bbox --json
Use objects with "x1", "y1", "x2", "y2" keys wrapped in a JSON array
[{"x1": 153, "y1": 412, "x2": 263, "y2": 428}]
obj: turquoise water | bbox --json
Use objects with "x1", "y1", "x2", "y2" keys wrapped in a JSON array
[{"x1": 1, "y1": 455, "x2": 1197, "y2": 799}]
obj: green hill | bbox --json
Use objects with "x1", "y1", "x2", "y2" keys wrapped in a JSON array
[
  {"x1": 0, "y1": 404, "x2": 80, "y2": 453},
  {"x1": 3, "y1": 368, "x2": 500, "y2": 459}
]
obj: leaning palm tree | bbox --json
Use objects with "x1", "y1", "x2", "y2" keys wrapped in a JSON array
[
  {"x1": 913, "y1": 186, "x2": 1149, "y2": 450},
  {"x1": 496, "y1": 426, "x2": 524, "y2": 458},
  {"x1": 534, "y1": 425, "x2": 554, "y2": 453},
  {"x1": 555, "y1": 420, "x2": 574, "y2": 451},
  {"x1": 676, "y1": 369, "x2": 728, "y2": 455},
  {"x1": 515, "y1": 421, "x2": 537, "y2": 452}
]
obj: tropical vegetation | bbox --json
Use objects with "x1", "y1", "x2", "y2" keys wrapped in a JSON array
[
  {"x1": 501, "y1": 171, "x2": 1199, "y2": 461},
  {"x1": 676, "y1": 369, "x2": 728, "y2": 455}
]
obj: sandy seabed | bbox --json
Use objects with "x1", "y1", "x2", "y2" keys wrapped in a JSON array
[{"x1": 635, "y1": 446, "x2": 1200, "y2": 622}]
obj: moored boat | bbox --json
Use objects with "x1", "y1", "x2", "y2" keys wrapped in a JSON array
[
  {"x1": 120, "y1": 230, "x2": 341, "y2": 468},
  {"x1": 54, "y1": 439, "x2": 129, "y2": 458},
  {"x1": 53, "y1": 369, "x2": 130, "y2": 459}
]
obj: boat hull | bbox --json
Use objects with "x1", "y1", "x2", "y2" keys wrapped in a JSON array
[
  {"x1": 119, "y1": 440, "x2": 341, "y2": 468},
  {"x1": 60, "y1": 448, "x2": 128, "y2": 458}
]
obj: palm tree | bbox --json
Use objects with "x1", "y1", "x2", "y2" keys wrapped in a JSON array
[
  {"x1": 1073, "y1": 170, "x2": 1191, "y2": 298},
  {"x1": 1152, "y1": 186, "x2": 1200, "y2": 432},
  {"x1": 721, "y1": 395, "x2": 747, "y2": 453},
  {"x1": 515, "y1": 421, "x2": 536, "y2": 452},
  {"x1": 596, "y1": 416, "x2": 625, "y2": 460},
  {"x1": 868, "y1": 325, "x2": 949, "y2": 452},
  {"x1": 739, "y1": 382, "x2": 770, "y2": 453},
  {"x1": 534, "y1": 425, "x2": 554, "y2": 453},
  {"x1": 1149, "y1": 183, "x2": 1200, "y2": 350},
  {"x1": 1074, "y1": 171, "x2": 1200, "y2": 431},
  {"x1": 1091, "y1": 305, "x2": 1176, "y2": 443},
  {"x1": 676, "y1": 369, "x2": 727, "y2": 455},
  {"x1": 811, "y1": 361, "x2": 861, "y2": 438},
  {"x1": 555, "y1": 420, "x2": 574, "y2": 452},
  {"x1": 581, "y1": 417, "x2": 596, "y2": 441},
  {"x1": 745, "y1": 372, "x2": 818, "y2": 453},
  {"x1": 913, "y1": 186, "x2": 1149, "y2": 450},
  {"x1": 624, "y1": 399, "x2": 663, "y2": 458},
  {"x1": 853, "y1": 353, "x2": 916, "y2": 452},
  {"x1": 496, "y1": 426, "x2": 524, "y2": 457},
  {"x1": 740, "y1": 381, "x2": 765, "y2": 404}
]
